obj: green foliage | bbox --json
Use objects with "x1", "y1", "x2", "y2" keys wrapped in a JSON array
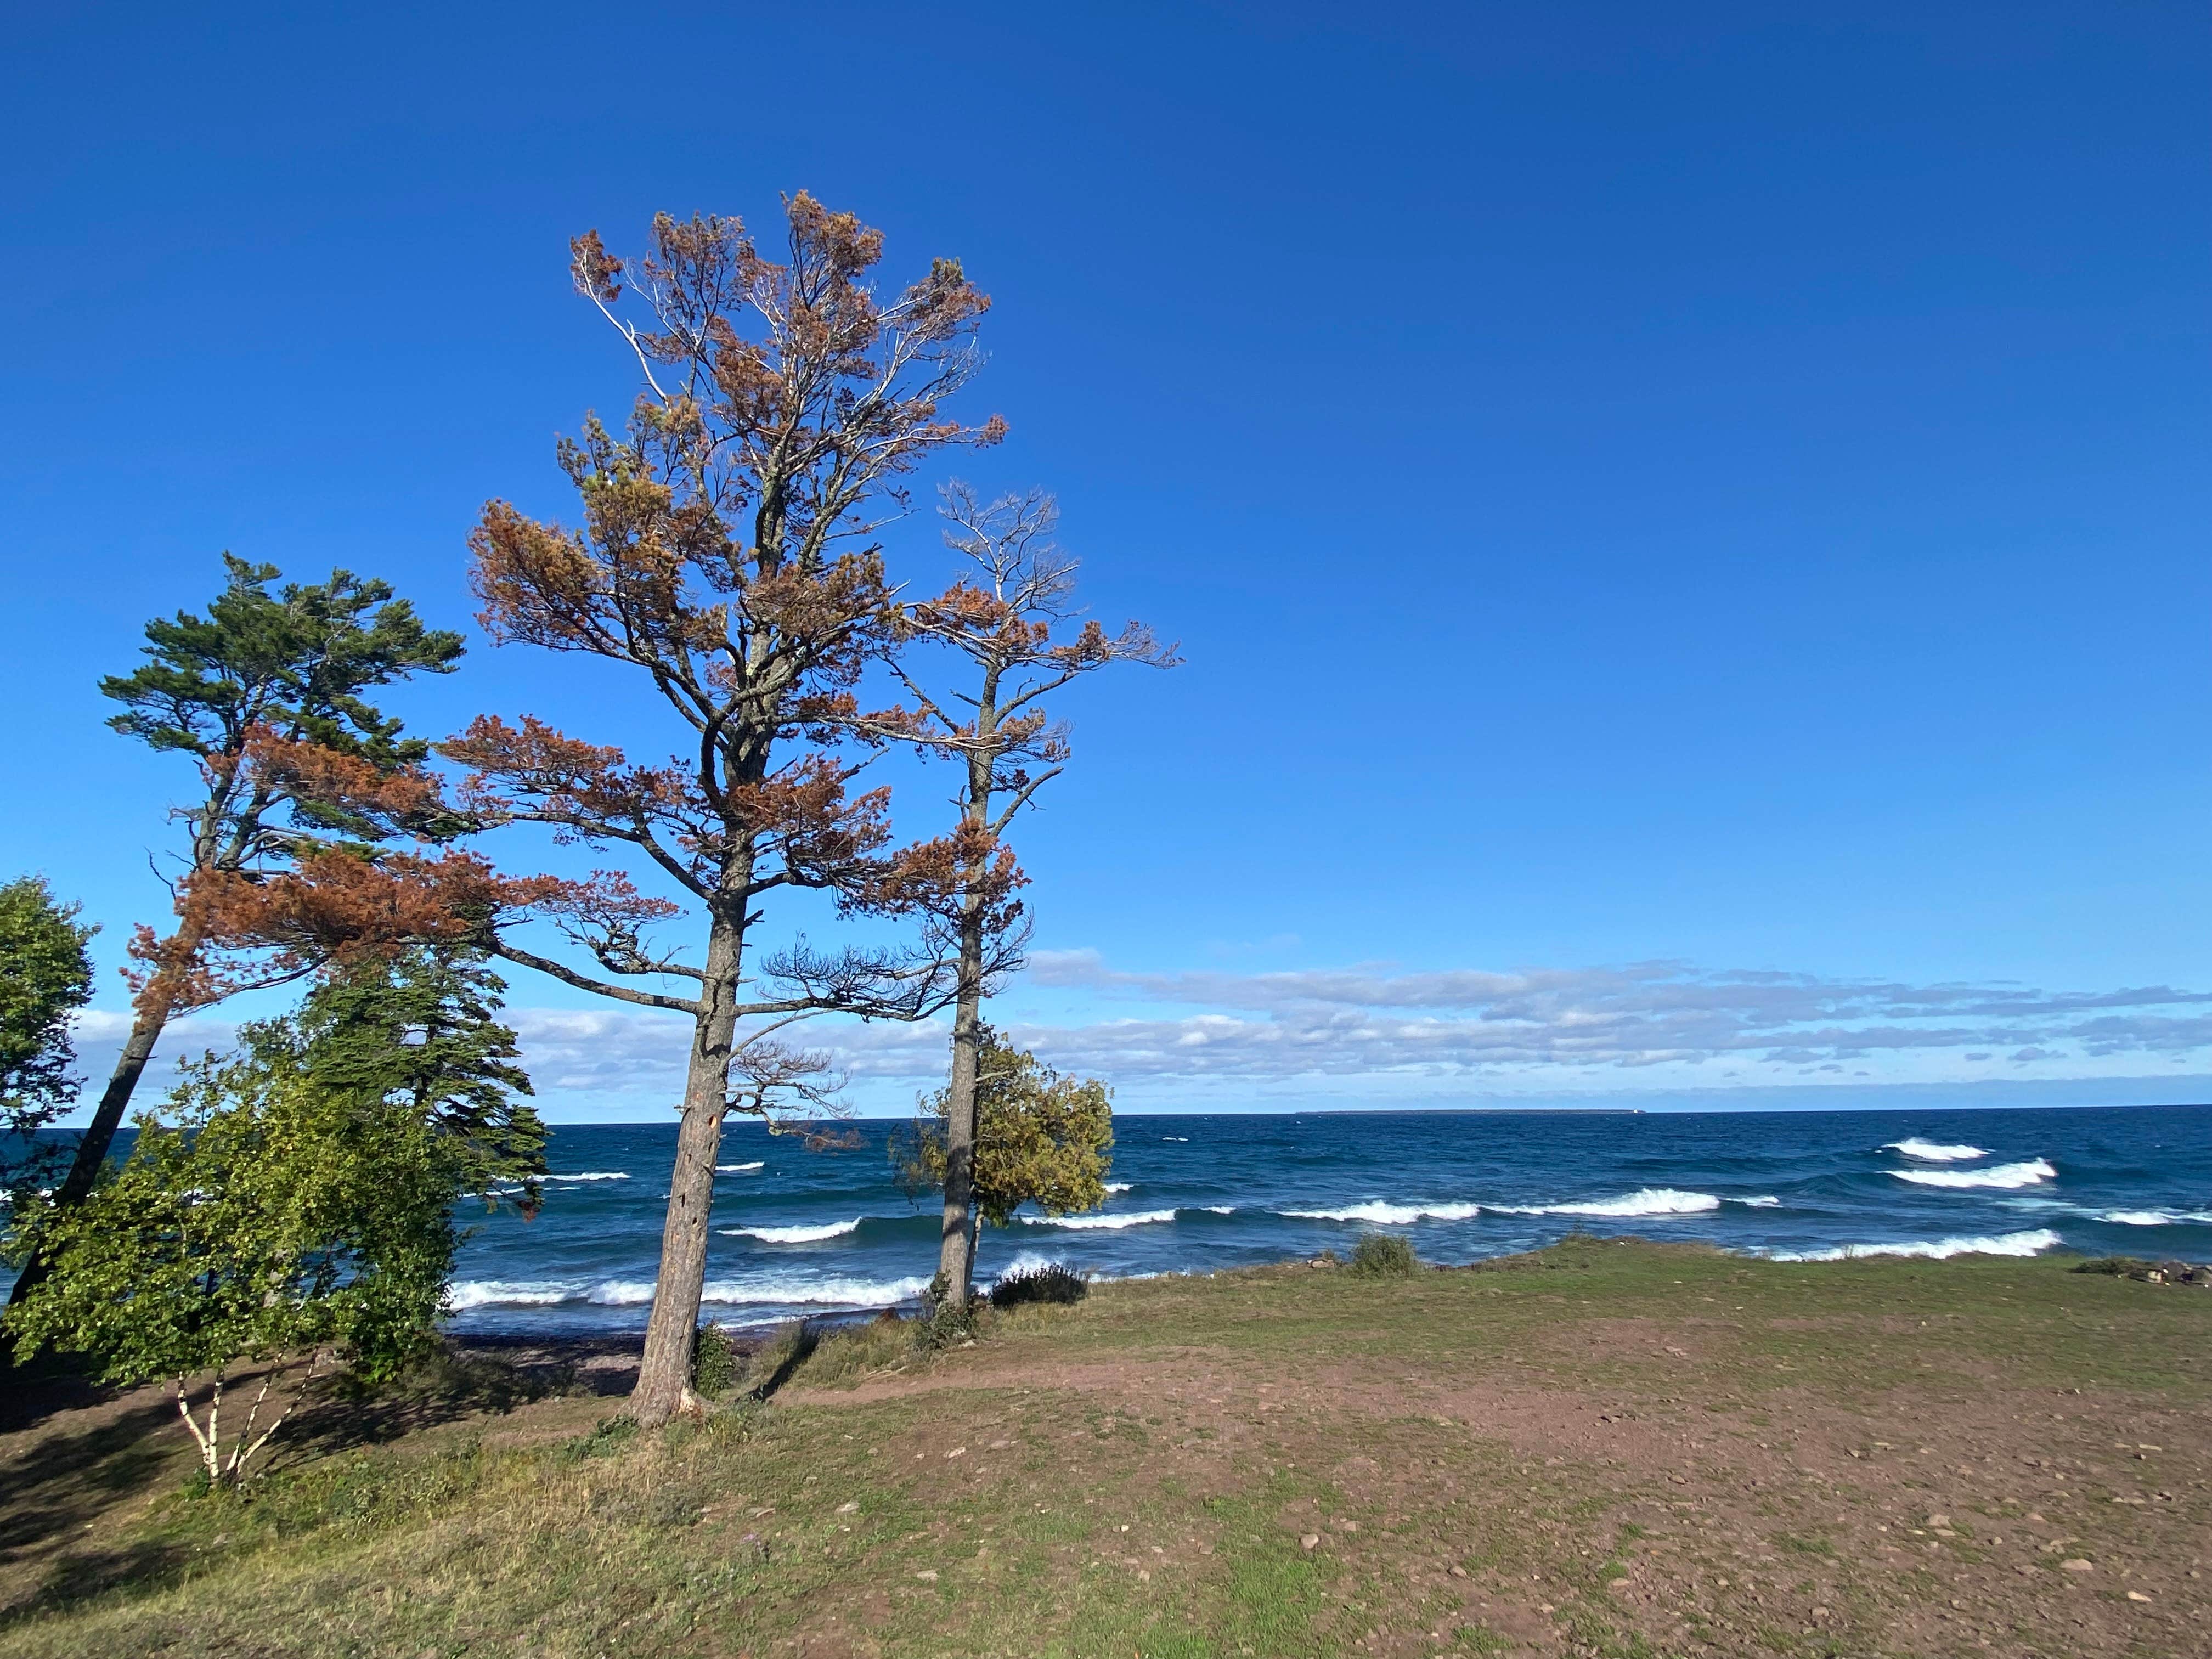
[
  {"x1": 911, "y1": 1301, "x2": 981, "y2": 1351},
  {"x1": 293, "y1": 946, "x2": 547, "y2": 1210},
  {"x1": 0, "y1": 876, "x2": 96, "y2": 1200},
  {"x1": 5, "y1": 944, "x2": 544, "y2": 1449},
  {"x1": 4, "y1": 1030, "x2": 459, "y2": 1391},
  {"x1": 911, "y1": 1277, "x2": 985, "y2": 1350},
  {"x1": 989, "y1": 1261, "x2": 1088, "y2": 1308},
  {"x1": 562, "y1": 1417, "x2": 640, "y2": 1463},
  {"x1": 891, "y1": 1024, "x2": 1113, "y2": 1226},
  {"x1": 1348, "y1": 1233, "x2": 1419, "y2": 1278},
  {"x1": 103, "y1": 554, "x2": 464, "y2": 772},
  {"x1": 692, "y1": 1324, "x2": 742, "y2": 1398}
]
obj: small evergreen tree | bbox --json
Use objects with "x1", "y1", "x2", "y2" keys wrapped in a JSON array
[
  {"x1": 294, "y1": 945, "x2": 547, "y2": 1212},
  {"x1": 894, "y1": 1025, "x2": 1113, "y2": 1244},
  {"x1": 0, "y1": 877, "x2": 97, "y2": 1207}
]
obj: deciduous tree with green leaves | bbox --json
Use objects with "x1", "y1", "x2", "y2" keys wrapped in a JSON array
[
  {"x1": 893, "y1": 1024, "x2": 1114, "y2": 1273},
  {"x1": 0, "y1": 877, "x2": 97, "y2": 1208},
  {"x1": 3, "y1": 1029, "x2": 462, "y2": 1488}
]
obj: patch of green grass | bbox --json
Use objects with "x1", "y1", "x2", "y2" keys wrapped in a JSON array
[
  {"x1": 1775, "y1": 1531, "x2": 1838, "y2": 1557},
  {"x1": 3, "y1": 1239, "x2": 2207, "y2": 1657}
]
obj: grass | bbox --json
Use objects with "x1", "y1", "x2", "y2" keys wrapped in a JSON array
[
  {"x1": 1348, "y1": 1233, "x2": 1419, "y2": 1278},
  {"x1": 2, "y1": 1239, "x2": 2208, "y2": 1657}
]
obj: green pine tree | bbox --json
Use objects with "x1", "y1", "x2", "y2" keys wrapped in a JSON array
[{"x1": 295, "y1": 946, "x2": 548, "y2": 1212}]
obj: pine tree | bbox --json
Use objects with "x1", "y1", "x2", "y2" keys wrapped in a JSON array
[{"x1": 294, "y1": 946, "x2": 548, "y2": 1212}]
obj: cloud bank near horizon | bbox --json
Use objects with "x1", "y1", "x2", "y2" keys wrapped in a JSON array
[{"x1": 62, "y1": 952, "x2": 2212, "y2": 1116}]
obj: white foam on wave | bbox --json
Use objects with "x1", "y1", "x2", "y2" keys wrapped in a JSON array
[
  {"x1": 1892, "y1": 1158, "x2": 2055, "y2": 1190},
  {"x1": 1025, "y1": 1207, "x2": 1179, "y2": 1231},
  {"x1": 720, "y1": 1218, "x2": 861, "y2": 1244},
  {"x1": 992, "y1": 1250, "x2": 1053, "y2": 1282},
  {"x1": 2096, "y1": 1209, "x2": 2212, "y2": 1227},
  {"x1": 1103, "y1": 1181, "x2": 1134, "y2": 1193},
  {"x1": 1204, "y1": 1205, "x2": 1236, "y2": 1215},
  {"x1": 448, "y1": 1272, "x2": 931, "y2": 1312},
  {"x1": 702, "y1": 1274, "x2": 930, "y2": 1308},
  {"x1": 1740, "y1": 1196, "x2": 1782, "y2": 1208},
  {"x1": 544, "y1": 1171, "x2": 631, "y2": 1182},
  {"x1": 1495, "y1": 1187, "x2": 1723, "y2": 1218},
  {"x1": 1284, "y1": 1200, "x2": 1483, "y2": 1225},
  {"x1": 1763, "y1": 1227, "x2": 2061, "y2": 1263},
  {"x1": 1884, "y1": 1138, "x2": 1988, "y2": 1163},
  {"x1": 717, "y1": 1161, "x2": 765, "y2": 1174},
  {"x1": 447, "y1": 1280, "x2": 579, "y2": 1309}
]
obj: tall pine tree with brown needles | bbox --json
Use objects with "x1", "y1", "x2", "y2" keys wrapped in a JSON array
[
  {"x1": 445, "y1": 197, "x2": 1002, "y2": 1423},
  {"x1": 872, "y1": 484, "x2": 1172, "y2": 1306}
]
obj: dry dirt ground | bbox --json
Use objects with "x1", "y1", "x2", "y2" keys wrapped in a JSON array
[{"x1": 1, "y1": 1240, "x2": 2207, "y2": 1658}]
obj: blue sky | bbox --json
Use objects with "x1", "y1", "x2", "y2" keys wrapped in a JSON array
[{"x1": 5, "y1": 2, "x2": 2208, "y2": 1118}]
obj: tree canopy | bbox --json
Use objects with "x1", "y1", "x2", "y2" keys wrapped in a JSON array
[
  {"x1": 103, "y1": 553, "x2": 462, "y2": 769},
  {"x1": 3, "y1": 1030, "x2": 458, "y2": 1483},
  {"x1": 0, "y1": 876, "x2": 97, "y2": 1203},
  {"x1": 895, "y1": 1025, "x2": 1113, "y2": 1228}
]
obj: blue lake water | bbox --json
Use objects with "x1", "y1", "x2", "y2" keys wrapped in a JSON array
[{"x1": 437, "y1": 1104, "x2": 2212, "y2": 1334}]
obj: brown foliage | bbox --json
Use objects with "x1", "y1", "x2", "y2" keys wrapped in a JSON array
[
  {"x1": 451, "y1": 195, "x2": 1006, "y2": 1000},
  {"x1": 143, "y1": 851, "x2": 636, "y2": 1012}
]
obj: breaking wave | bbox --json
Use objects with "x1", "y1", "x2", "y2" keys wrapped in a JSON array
[
  {"x1": 2097, "y1": 1208, "x2": 2212, "y2": 1227},
  {"x1": 702, "y1": 1274, "x2": 930, "y2": 1308},
  {"x1": 1024, "y1": 1207, "x2": 1179, "y2": 1231},
  {"x1": 448, "y1": 1280, "x2": 583, "y2": 1309},
  {"x1": 1892, "y1": 1158, "x2": 2055, "y2": 1190},
  {"x1": 1495, "y1": 1188, "x2": 1723, "y2": 1218},
  {"x1": 448, "y1": 1273, "x2": 930, "y2": 1312},
  {"x1": 718, "y1": 1161, "x2": 765, "y2": 1173},
  {"x1": 1103, "y1": 1181, "x2": 1134, "y2": 1193},
  {"x1": 1283, "y1": 1200, "x2": 1483, "y2": 1225},
  {"x1": 720, "y1": 1218, "x2": 861, "y2": 1244},
  {"x1": 1884, "y1": 1138, "x2": 1988, "y2": 1162},
  {"x1": 1762, "y1": 1227, "x2": 2061, "y2": 1263},
  {"x1": 544, "y1": 1171, "x2": 630, "y2": 1182}
]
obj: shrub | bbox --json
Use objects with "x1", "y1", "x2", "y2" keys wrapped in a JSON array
[
  {"x1": 990, "y1": 1262, "x2": 1087, "y2": 1309},
  {"x1": 2072, "y1": 1256, "x2": 2155, "y2": 1278},
  {"x1": 692, "y1": 1324, "x2": 742, "y2": 1398},
  {"x1": 1348, "y1": 1233, "x2": 1418, "y2": 1278},
  {"x1": 911, "y1": 1297, "x2": 981, "y2": 1351}
]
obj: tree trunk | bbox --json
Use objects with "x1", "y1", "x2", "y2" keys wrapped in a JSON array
[
  {"x1": 630, "y1": 910, "x2": 744, "y2": 1426},
  {"x1": 7, "y1": 994, "x2": 172, "y2": 1310},
  {"x1": 935, "y1": 907, "x2": 986, "y2": 1309}
]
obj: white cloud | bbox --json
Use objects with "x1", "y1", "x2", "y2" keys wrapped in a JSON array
[{"x1": 59, "y1": 953, "x2": 2212, "y2": 1114}]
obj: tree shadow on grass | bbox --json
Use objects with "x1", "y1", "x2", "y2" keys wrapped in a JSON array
[
  {"x1": 0, "y1": 1391, "x2": 184, "y2": 1620},
  {"x1": 0, "y1": 1352, "x2": 113, "y2": 1436}
]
